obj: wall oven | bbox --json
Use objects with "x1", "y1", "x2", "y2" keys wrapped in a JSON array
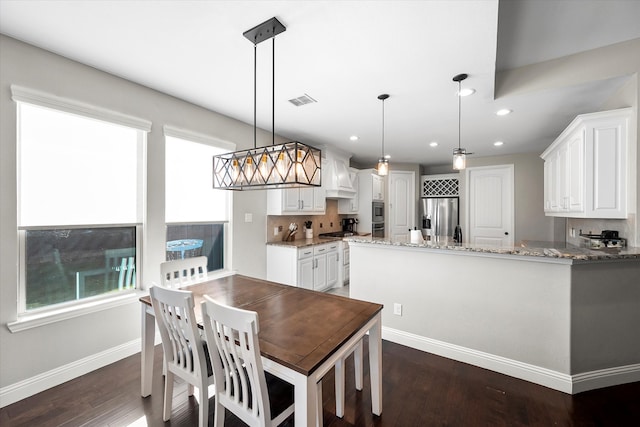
[
  {"x1": 372, "y1": 201, "x2": 384, "y2": 223},
  {"x1": 372, "y1": 222, "x2": 385, "y2": 238}
]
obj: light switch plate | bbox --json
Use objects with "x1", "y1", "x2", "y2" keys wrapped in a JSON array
[{"x1": 393, "y1": 303, "x2": 402, "y2": 316}]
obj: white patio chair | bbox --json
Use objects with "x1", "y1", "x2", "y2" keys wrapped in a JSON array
[
  {"x1": 160, "y1": 255, "x2": 208, "y2": 288},
  {"x1": 150, "y1": 286, "x2": 214, "y2": 426},
  {"x1": 201, "y1": 296, "x2": 295, "y2": 427}
]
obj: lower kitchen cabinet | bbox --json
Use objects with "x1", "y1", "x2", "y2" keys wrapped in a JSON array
[{"x1": 267, "y1": 242, "x2": 340, "y2": 291}]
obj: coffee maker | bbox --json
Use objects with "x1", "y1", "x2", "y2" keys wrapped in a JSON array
[{"x1": 341, "y1": 218, "x2": 357, "y2": 234}]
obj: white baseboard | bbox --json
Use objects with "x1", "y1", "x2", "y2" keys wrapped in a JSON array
[
  {"x1": 382, "y1": 327, "x2": 640, "y2": 394},
  {"x1": 1, "y1": 338, "x2": 142, "y2": 408}
]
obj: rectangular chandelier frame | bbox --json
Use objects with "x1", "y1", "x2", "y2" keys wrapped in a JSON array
[{"x1": 213, "y1": 141, "x2": 321, "y2": 190}]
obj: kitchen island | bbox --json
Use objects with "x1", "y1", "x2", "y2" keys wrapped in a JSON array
[{"x1": 345, "y1": 236, "x2": 640, "y2": 394}]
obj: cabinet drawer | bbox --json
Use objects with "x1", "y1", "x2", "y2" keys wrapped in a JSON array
[
  {"x1": 298, "y1": 248, "x2": 314, "y2": 260},
  {"x1": 314, "y1": 245, "x2": 329, "y2": 255}
]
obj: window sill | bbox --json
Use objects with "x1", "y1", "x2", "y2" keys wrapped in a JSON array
[{"x1": 7, "y1": 292, "x2": 142, "y2": 333}]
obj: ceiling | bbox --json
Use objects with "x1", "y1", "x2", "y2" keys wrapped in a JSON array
[{"x1": 1, "y1": 0, "x2": 639, "y2": 167}]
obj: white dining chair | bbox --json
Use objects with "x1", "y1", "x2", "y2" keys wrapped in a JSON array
[
  {"x1": 201, "y1": 296, "x2": 295, "y2": 427},
  {"x1": 150, "y1": 286, "x2": 214, "y2": 427},
  {"x1": 160, "y1": 255, "x2": 208, "y2": 288}
]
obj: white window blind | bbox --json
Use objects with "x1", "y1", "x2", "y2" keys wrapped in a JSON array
[
  {"x1": 165, "y1": 130, "x2": 233, "y2": 223},
  {"x1": 18, "y1": 102, "x2": 145, "y2": 227}
]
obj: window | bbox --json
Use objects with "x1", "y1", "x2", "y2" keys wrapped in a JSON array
[
  {"x1": 164, "y1": 127, "x2": 234, "y2": 272},
  {"x1": 15, "y1": 87, "x2": 149, "y2": 313}
]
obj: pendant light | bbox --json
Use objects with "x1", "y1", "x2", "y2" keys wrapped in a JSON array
[
  {"x1": 213, "y1": 17, "x2": 321, "y2": 190},
  {"x1": 377, "y1": 94, "x2": 390, "y2": 176},
  {"x1": 452, "y1": 73, "x2": 468, "y2": 171}
]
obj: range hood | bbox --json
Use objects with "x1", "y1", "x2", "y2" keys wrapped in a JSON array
[{"x1": 322, "y1": 146, "x2": 356, "y2": 199}]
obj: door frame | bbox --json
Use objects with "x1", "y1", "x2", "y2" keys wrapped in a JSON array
[{"x1": 464, "y1": 164, "x2": 515, "y2": 246}]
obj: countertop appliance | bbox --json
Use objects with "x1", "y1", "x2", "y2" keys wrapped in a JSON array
[
  {"x1": 341, "y1": 218, "x2": 357, "y2": 233},
  {"x1": 579, "y1": 230, "x2": 626, "y2": 249},
  {"x1": 420, "y1": 197, "x2": 459, "y2": 242}
]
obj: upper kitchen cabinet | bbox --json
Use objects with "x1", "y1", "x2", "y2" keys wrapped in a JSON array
[
  {"x1": 359, "y1": 169, "x2": 385, "y2": 202},
  {"x1": 267, "y1": 185, "x2": 326, "y2": 215},
  {"x1": 322, "y1": 146, "x2": 357, "y2": 199},
  {"x1": 338, "y1": 168, "x2": 360, "y2": 214},
  {"x1": 541, "y1": 108, "x2": 631, "y2": 219}
]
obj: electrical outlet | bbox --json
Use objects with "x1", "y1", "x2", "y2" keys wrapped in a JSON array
[
  {"x1": 330, "y1": 222, "x2": 333, "y2": 227},
  {"x1": 570, "y1": 228, "x2": 576, "y2": 238},
  {"x1": 244, "y1": 213, "x2": 253, "y2": 223},
  {"x1": 319, "y1": 223, "x2": 323, "y2": 228},
  {"x1": 393, "y1": 303, "x2": 402, "y2": 316},
  {"x1": 274, "y1": 227, "x2": 279, "y2": 236}
]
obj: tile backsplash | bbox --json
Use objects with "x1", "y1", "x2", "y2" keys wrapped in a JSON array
[
  {"x1": 267, "y1": 199, "x2": 356, "y2": 242},
  {"x1": 566, "y1": 214, "x2": 637, "y2": 247}
]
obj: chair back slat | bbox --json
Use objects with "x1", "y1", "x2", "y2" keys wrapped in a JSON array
[{"x1": 160, "y1": 256, "x2": 208, "y2": 288}]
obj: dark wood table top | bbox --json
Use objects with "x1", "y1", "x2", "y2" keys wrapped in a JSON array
[{"x1": 140, "y1": 274, "x2": 383, "y2": 375}]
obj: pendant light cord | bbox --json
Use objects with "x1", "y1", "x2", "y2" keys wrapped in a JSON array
[
  {"x1": 253, "y1": 43, "x2": 257, "y2": 149},
  {"x1": 272, "y1": 36, "x2": 275, "y2": 146},
  {"x1": 457, "y1": 80, "x2": 461, "y2": 150},
  {"x1": 381, "y1": 97, "x2": 385, "y2": 158}
]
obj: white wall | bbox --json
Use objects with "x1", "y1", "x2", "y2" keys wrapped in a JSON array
[
  {"x1": 0, "y1": 35, "x2": 278, "y2": 402},
  {"x1": 424, "y1": 153, "x2": 559, "y2": 243},
  {"x1": 349, "y1": 241, "x2": 640, "y2": 393}
]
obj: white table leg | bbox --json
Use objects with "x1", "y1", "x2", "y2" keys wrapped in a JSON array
[
  {"x1": 293, "y1": 373, "x2": 318, "y2": 427},
  {"x1": 369, "y1": 313, "x2": 383, "y2": 415},
  {"x1": 335, "y1": 357, "x2": 345, "y2": 417},
  {"x1": 141, "y1": 304, "x2": 155, "y2": 397}
]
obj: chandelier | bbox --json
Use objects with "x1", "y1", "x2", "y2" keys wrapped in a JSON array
[{"x1": 213, "y1": 17, "x2": 321, "y2": 190}]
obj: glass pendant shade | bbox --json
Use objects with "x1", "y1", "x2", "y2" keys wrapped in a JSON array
[
  {"x1": 452, "y1": 148, "x2": 466, "y2": 170},
  {"x1": 377, "y1": 158, "x2": 389, "y2": 176},
  {"x1": 214, "y1": 141, "x2": 321, "y2": 190}
]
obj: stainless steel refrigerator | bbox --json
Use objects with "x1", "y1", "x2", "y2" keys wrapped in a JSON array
[{"x1": 420, "y1": 197, "x2": 459, "y2": 242}]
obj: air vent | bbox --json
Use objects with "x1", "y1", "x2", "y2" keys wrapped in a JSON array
[{"x1": 288, "y1": 94, "x2": 317, "y2": 107}]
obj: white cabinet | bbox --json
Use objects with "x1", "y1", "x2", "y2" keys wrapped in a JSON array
[
  {"x1": 372, "y1": 174, "x2": 385, "y2": 201},
  {"x1": 296, "y1": 247, "x2": 315, "y2": 289},
  {"x1": 267, "y1": 242, "x2": 340, "y2": 291},
  {"x1": 356, "y1": 169, "x2": 386, "y2": 235},
  {"x1": 267, "y1": 185, "x2": 326, "y2": 215},
  {"x1": 338, "y1": 168, "x2": 360, "y2": 214},
  {"x1": 541, "y1": 108, "x2": 630, "y2": 219}
]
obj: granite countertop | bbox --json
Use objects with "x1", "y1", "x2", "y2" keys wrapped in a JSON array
[
  {"x1": 266, "y1": 236, "x2": 343, "y2": 248},
  {"x1": 343, "y1": 235, "x2": 640, "y2": 262}
]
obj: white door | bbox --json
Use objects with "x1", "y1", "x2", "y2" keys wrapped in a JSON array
[
  {"x1": 389, "y1": 171, "x2": 415, "y2": 242},
  {"x1": 313, "y1": 253, "x2": 327, "y2": 291},
  {"x1": 467, "y1": 165, "x2": 514, "y2": 247},
  {"x1": 326, "y1": 250, "x2": 339, "y2": 288},
  {"x1": 297, "y1": 257, "x2": 314, "y2": 289}
]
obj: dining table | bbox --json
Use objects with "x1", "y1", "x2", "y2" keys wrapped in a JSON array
[{"x1": 139, "y1": 274, "x2": 383, "y2": 426}]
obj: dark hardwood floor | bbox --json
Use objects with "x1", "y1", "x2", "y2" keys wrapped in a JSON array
[{"x1": 1, "y1": 339, "x2": 639, "y2": 426}]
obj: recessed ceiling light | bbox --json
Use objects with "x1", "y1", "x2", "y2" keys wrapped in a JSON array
[
  {"x1": 429, "y1": 141, "x2": 438, "y2": 147},
  {"x1": 496, "y1": 109, "x2": 512, "y2": 116},
  {"x1": 349, "y1": 135, "x2": 359, "y2": 141},
  {"x1": 458, "y1": 88, "x2": 475, "y2": 97},
  {"x1": 494, "y1": 141, "x2": 504, "y2": 146},
  {"x1": 384, "y1": 154, "x2": 391, "y2": 159}
]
